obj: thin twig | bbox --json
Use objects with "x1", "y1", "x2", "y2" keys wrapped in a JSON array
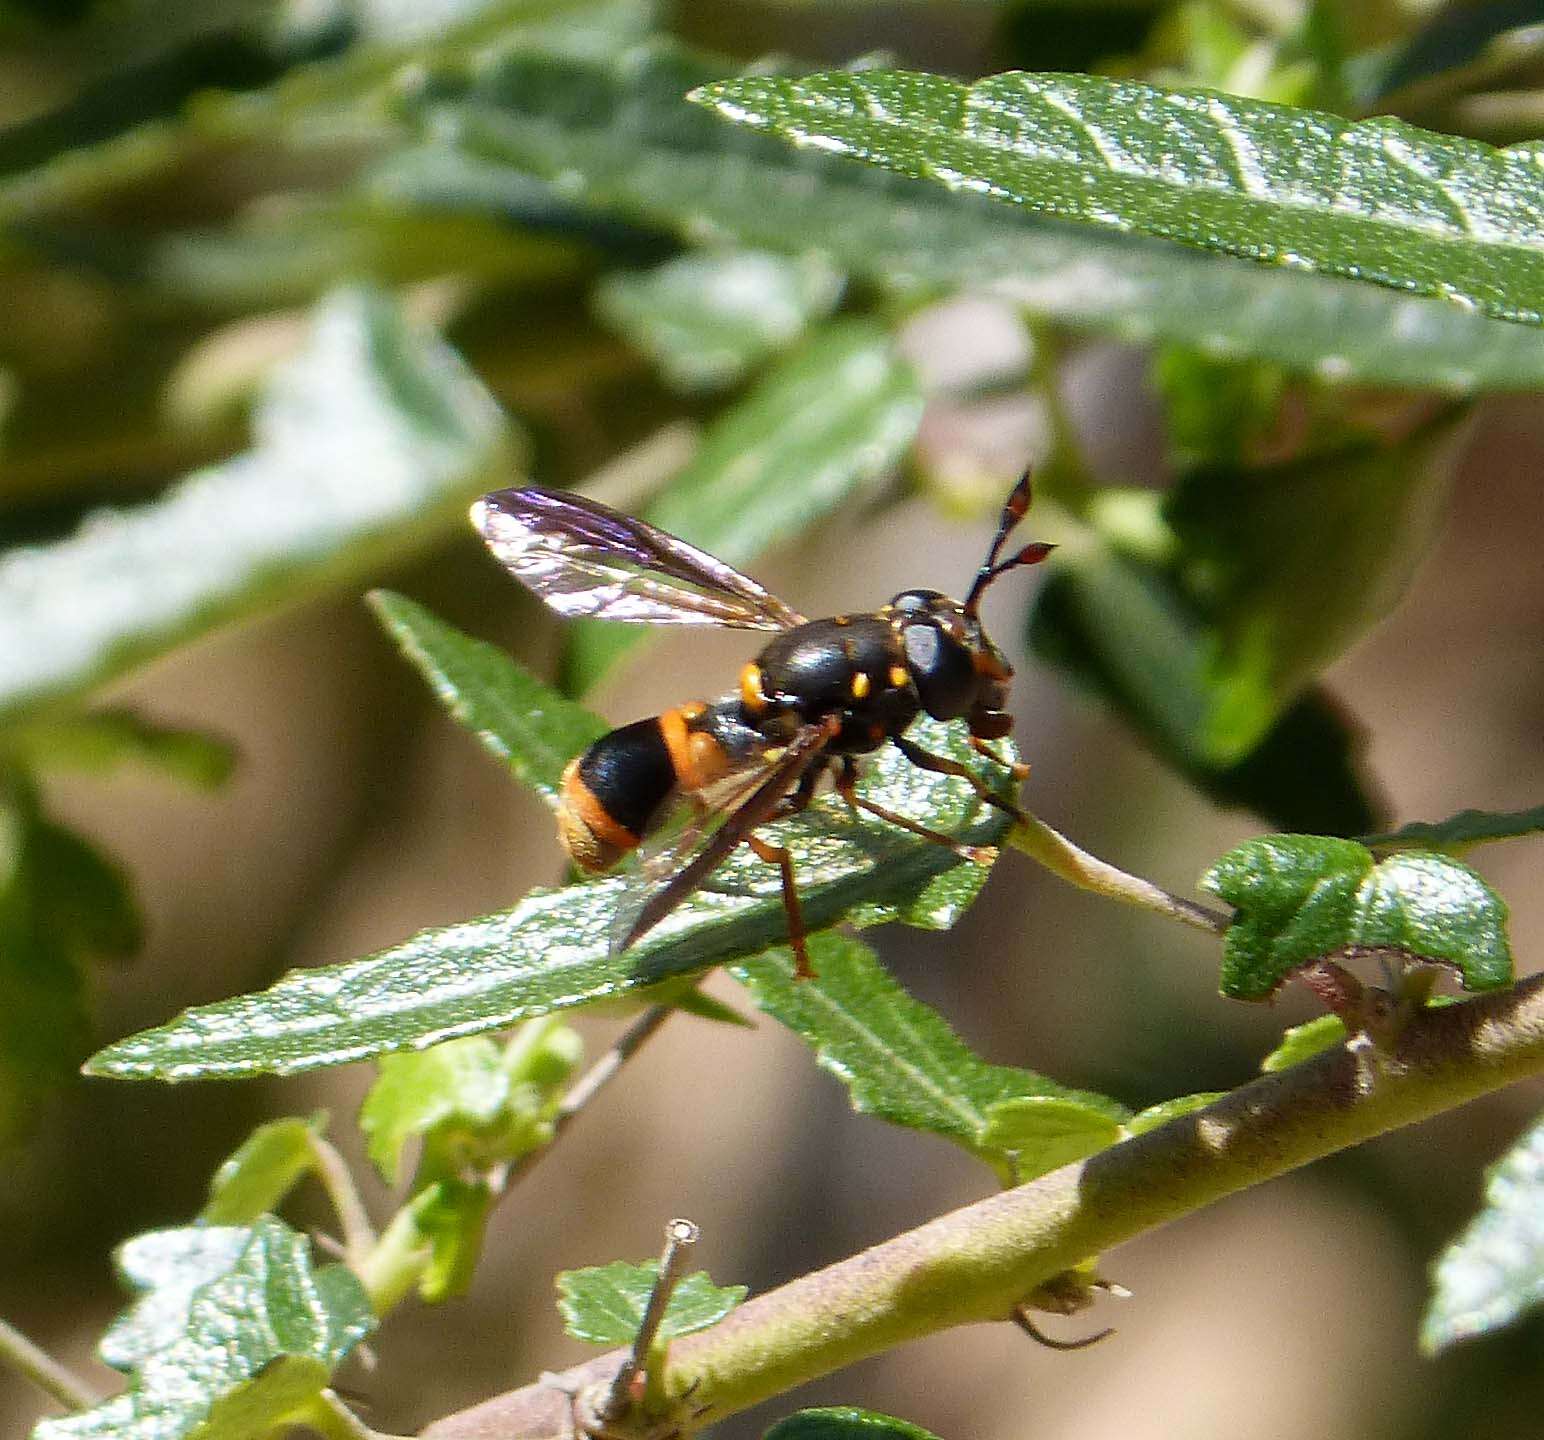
[
  {"x1": 1010, "y1": 813, "x2": 1233, "y2": 935},
  {"x1": 307, "y1": 1133, "x2": 378, "y2": 1265},
  {"x1": 0, "y1": 1315, "x2": 98, "y2": 1413},
  {"x1": 505, "y1": 1002, "x2": 679, "y2": 1188}
]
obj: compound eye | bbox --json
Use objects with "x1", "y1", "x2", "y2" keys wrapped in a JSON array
[{"x1": 890, "y1": 588, "x2": 944, "y2": 616}]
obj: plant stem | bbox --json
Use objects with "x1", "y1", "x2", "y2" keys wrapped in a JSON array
[
  {"x1": 307, "y1": 1132, "x2": 378, "y2": 1267},
  {"x1": 0, "y1": 1315, "x2": 98, "y2": 1413},
  {"x1": 504, "y1": 1001, "x2": 679, "y2": 1187},
  {"x1": 1009, "y1": 813, "x2": 1232, "y2": 935},
  {"x1": 421, "y1": 970, "x2": 1544, "y2": 1439}
]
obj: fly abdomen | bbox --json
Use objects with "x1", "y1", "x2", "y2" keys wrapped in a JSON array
[
  {"x1": 557, "y1": 701, "x2": 764, "y2": 873},
  {"x1": 558, "y1": 716, "x2": 678, "y2": 872}
]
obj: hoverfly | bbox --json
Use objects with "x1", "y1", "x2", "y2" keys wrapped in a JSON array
[{"x1": 471, "y1": 471, "x2": 1052, "y2": 978}]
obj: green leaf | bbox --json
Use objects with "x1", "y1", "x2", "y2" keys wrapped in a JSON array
[
  {"x1": 414, "y1": 1177, "x2": 496, "y2": 1304},
  {"x1": 0, "y1": 782, "x2": 140, "y2": 1140},
  {"x1": 1259, "y1": 1014, "x2": 1346, "y2": 1073},
  {"x1": 1165, "y1": 421, "x2": 1463, "y2": 758},
  {"x1": 202, "y1": 1114, "x2": 326, "y2": 1226},
  {"x1": 1152, "y1": 347, "x2": 1285, "y2": 467},
  {"x1": 594, "y1": 248, "x2": 844, "y2": 392},
  {"x1": 408, "y1": 40, "x2": 1544, "y2": 393},
  {"x1": 556, "y1": 1259, "x2": 746, "y2": 1346},
  {"x1": 562, "y1": 319, "x2": 922, "y2": 691},
  {"x1": 1423, "y1": 1113, "x2": 1544, "y2": 1353},
  {"x1": 359, "y1": 1037, "x2": 511, "y2": 1185},
  {"x1": 733, "y1": 932, "x2": 1125, "y2": 1174},
  {"x1": 0, "y1": 287, "x2": 512, "y2": 729},
  {"x1": 1362, "y1": 805, "x2": 1544, "y2": 855},
  {"x1": 764, "y1": 1409, "x2": 942, "y2": 1440},
  {"x1": 3, "y1": 709, "x2": 235, "y2": 788},
  {"x1": 0, "y1": 0, "x2": 650, "y2": 221},
  {"x1": 36, "y1": 1216, "x2": 373, "y2": 1440},
  {"x1": 1201, "y1": 835, "x2": 1513, "y2": 1000},
  {"x1": 691, "y1": 68, "x2": 1544, "y2": 328},
  {"x1": 368, "y1": 591, "x2": 607, "y2": 803},
  {"x1": 1027, "y1": 538, "x2": 1380, "y2": 835},
  {"x1": 87, "y1": 718, "x2": 1011, "y2": 1080},
  {"x1": 1123, "y1": 1091, "x2": 1227, "y2": 1136},
  {"x1": 979, "y1": 1096, "x2": 1124, "y2": 1183}
]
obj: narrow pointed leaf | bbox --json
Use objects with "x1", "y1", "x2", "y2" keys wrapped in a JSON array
[
  {"x1": 557, "y1": 1260, "x2": 747, "y2": 1345},
  {"x1": 3, "y1": 709, "x2": 236, "y2": 788},
  {"x1": 594, "y1": 249, "x2": 844, "y2": 392},
  {"x1": 733, "y1": 932, "x2": 1125, "y2": 1170},
  {"x1": 765, "y1": 1410, "x2": 943, "y2": 1440},
  {"x1": 1423, "y1": 1114, "x2": 1544, "y2": 1353},
  {"x1": 0, "y1": 787, "x2": 139, "y2": 1140},
  {"x1": 562, "y1": 319, "x2": 922, "y2": 690},
  {"x1": 86, "y1": 719, "x2": 1010, "y2": 1080},
  {"x1": 1165, "y1": 421, "x2": 1463, "y2": 758},
  {"x1": 1202, "y1": 835, "x2": 1513, "y2": 1000},
  {"x1": 0, "y1": 287, "x2": 512, "y2": 728},
  {"x1": 1363, "y1": 804, "x2": 1544, "y2": 855},
  {"x1": 1028, "y1": 540, "x2": 1380, "y2": 834},
  {"x1": 403, "y1": 41, "x2": 1544, "y2": 392},
  {"x1": 368, "y1": 590, "x2": 607, "y2": 802},
  {"x1": 36, "y1": 1217, "x2": 373, "y2": 1440},
  {"x1": 692, "y1": 69, "x2": 1544, "y2": 327},
  {"x1": 202, "y1": 1114, "x2": 326, "y2": 1225}
]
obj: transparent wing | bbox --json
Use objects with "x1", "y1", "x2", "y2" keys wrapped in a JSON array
[
  {"x1": 613, "y1": 721, "x2": 837, "y2": 953},
  {"x1": 472, "y1": 486, "x2": 805, "y2": 630}
]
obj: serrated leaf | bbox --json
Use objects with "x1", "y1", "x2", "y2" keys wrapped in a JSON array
[
  {"x1": 368, "y1": 590, "x2": 607, "y2": 803},
  {"x1": 359, "y1": 1037, "x2": 510, "y2": 1185},
  {"x1": 0, "y1": 287, "x2": 511, "y2": 728},
  {"x1": 3, "y1": 710, "x2": 236, "y2": 788},
  {"x1": 87, "y1": 719, "x2": 1010, "y2": 1080},
  {"x1": 202, "y1": 1114, "x2": 326, "y2": 1226},
  {"x1": 1201, "y1": 835, "x2": 1513, "y2": 1000},
  {"x1": 556, "y1": 1259, "x2": 746, "y2": 1346},
  {"x1": 1259, "y1": 1014, "x2": 1347, "y2": 1073},
  {"x1": 1027, "y1": 539, "x2": 1380, "y2": 834},
  {"x1": 1123, "y1": 1091, "x2": 1227, "y2": 1137},
  {"x1": 1423, "y1": 1113, "x2": 1544, "y2": 1353},
  {"x1": 562, "y1": 319, "x2": 922, "y2": 691},
  {"x1": 37, "y1": 1216, "x2": 373, "y2": 1440},
  {"x1": 733, "y1": 932, "x2": 1125, "y2": 1174},
  {"x1": 692, "y1": 68, "x2": 1544, "y2": 328},
  {"x1": 979, "y1": 1096, "x2": 1123, "y2": 1183},
  {"x1": 594, "y1": 248, "x2": 844, "y2": 392},
  {"x1": 1363, "y1": 805, "x2": 1544, "y2": 855},
  {"x1": 1165, "y1": 421, "x2": 1463, "y2": 758},
  {"x1": 404, "y1": 40, "x2": 1544, "y2": 393},
  {"x1": 764, "y1": 1409, "x2": 942, "y2": 1440}
]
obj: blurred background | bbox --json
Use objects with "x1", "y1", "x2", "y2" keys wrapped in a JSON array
[{"x1": 1, "y1": 2, "x2": 1543, "y2": 1438}]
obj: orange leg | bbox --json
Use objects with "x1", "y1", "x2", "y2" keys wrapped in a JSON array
[
  {"x1": 970, "y1": 734, "x2": 1030, "y2": 782},
  {"x1": 746, "y1": 832, "x2": 814, "y2": 979},
  {"x1": 836, "y1": 760, "x2": 996, "y2": 865},
  {"x1": 894, "y1": 735, "x2": 1026, "y2": 823}
]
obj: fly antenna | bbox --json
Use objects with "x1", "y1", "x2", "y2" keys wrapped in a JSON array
[{"x1": 963, "y1": 468, "x2": 1055, "y2": 616}]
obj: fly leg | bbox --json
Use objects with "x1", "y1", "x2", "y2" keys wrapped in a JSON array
[
  {"x1": 894, "y1": 735, "x2": 1026, "y2": 823},
  {"x1": 745, "y1": 758, "x2": 827, "y2": 979},
  {"x1": 835, "y1": 757, "x2": 996, "y2": 865},
  {"x1": 746, "y1": 832, "x2": 815, "y2": 979},
  {"x1": 970, "y1": 734, "x2": 1030, "y2": 782}
]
